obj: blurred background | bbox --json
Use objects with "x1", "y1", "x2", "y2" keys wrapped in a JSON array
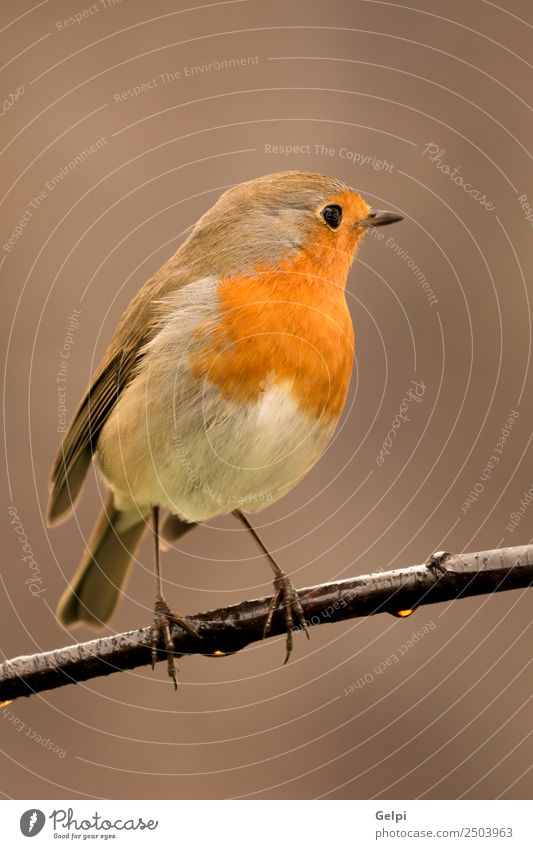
[{"x1": 0, "y1": 0, "x2": 531, "y2": 800}]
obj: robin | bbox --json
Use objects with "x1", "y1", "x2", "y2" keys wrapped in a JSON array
[{"x1": 48, "y1": 170, "x2": 402, "y2": 686}]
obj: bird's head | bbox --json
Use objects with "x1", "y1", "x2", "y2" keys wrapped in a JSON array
[{"x1": 183, "y1": 170, "x2": 403, "y2": 283}]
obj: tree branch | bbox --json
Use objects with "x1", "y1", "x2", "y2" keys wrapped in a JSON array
[{"x1": 1, "y1": 544, "x2": 531, "y2": 703}]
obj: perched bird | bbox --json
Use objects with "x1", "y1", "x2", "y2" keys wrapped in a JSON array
[{"x1": 48, "y1": 170, "x2": 402, "y2": 686}]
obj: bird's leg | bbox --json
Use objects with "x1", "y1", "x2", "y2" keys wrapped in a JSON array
[
  {"x1": 150, "y1": 505, "x2": 199, "y2": 689},
  {"x1": 234, "y1": 510, "x2": 309, "y2": 664}
]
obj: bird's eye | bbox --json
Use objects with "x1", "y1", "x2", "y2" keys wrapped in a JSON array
[{"x1": 321, "y1": 204, "x2": 342, "y2": 230}]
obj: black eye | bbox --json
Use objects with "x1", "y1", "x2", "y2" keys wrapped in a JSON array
[{"x1": 321, "y1": 204, "x2": 342, "y2": 229}]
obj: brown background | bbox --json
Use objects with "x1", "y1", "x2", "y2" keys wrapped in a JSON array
[{"x1": 1, "y1": 0, "x2": 531, "y2": 800}]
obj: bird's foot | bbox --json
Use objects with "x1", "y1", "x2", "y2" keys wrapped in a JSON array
[
  {"x1": 150, "y1": 596, "x2": 199, "y2": 690},
  {"x1": 263, "y1": 572, "x2": 309, "y2": 664}
]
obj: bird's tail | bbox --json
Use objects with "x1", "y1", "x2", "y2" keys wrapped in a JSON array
[{"x1": 57, "y1": 494, "x2": 148, "y2": 627}]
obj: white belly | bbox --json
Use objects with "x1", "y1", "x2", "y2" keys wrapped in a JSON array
[{"x1": 99, "y1": 379, "x2": 334, "y2": 522}]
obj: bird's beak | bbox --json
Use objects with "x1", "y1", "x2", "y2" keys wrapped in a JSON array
[{"x1": 363, "y1": 210, "x2": 404, "y2": 227}]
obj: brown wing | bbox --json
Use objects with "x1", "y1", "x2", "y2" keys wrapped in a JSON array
[
  {"x1": 47, "y1": 190, "x2": 225, "y2": 527},
  {"x1": 47, "y1": 273, "x2": 171, "y2": 526},
  {"x1": 47, "y1": 348, "x2": 139, "y2": 525}
]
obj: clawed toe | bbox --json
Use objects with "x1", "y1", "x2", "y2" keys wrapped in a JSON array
[
  {"x1": 150, "y1": 597, "x2": 200, "y2": 690},
  {"x1": 263, "y1": 573, "x2": 309, "y2": 664},
  {"x1": 151, "y1": 598, "x2": 177, "y2": 689}
]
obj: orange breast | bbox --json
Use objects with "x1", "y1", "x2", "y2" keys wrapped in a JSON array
[{"x1": 189, "y1": 248, "x2": 355, "y2": 423}]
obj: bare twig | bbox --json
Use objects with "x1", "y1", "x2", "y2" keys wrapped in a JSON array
[{"x1": 1, "y1": 544, "x2": 531, "y2": 703}]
